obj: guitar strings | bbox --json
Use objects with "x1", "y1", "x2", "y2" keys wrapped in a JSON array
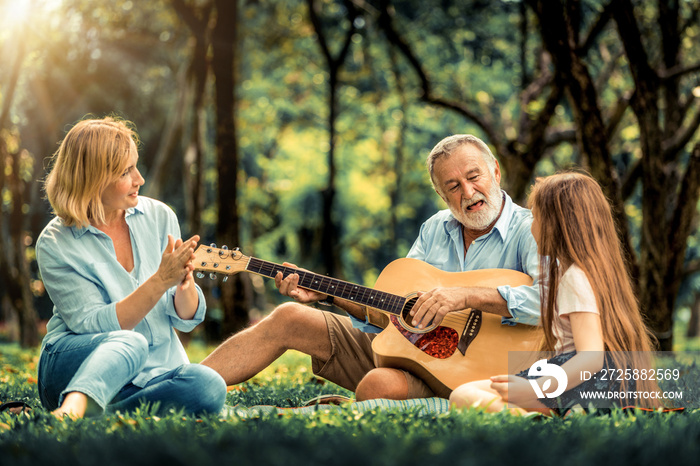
[{"x1": 247, "y1": 258, "x2": 408, "y2": 316}]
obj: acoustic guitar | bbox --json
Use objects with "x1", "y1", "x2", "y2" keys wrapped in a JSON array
[{"x1": 194, "y1": 245, "x2": 542, "y2": 394}]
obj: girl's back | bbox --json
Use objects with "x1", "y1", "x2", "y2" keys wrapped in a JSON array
[{"x1": 528, "y1": 172, "x2": 660, "y2": 405}]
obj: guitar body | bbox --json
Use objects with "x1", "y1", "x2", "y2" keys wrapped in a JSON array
[{"x1": 369, "y1": 258, "x2": 542, "y2": 394}]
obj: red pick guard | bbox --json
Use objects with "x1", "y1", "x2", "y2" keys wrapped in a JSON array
[{"x1": 389, "y1": 315, "x2": 459, "y2": 359}]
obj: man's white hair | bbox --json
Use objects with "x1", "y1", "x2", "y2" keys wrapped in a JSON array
[{"x1": 426, "y1": 134, "x2": 498, "y2": 190}]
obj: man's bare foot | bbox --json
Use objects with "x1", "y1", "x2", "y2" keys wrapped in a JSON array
[{"x1": 52, "y1": 392, "x2": 88, "y2": 420}]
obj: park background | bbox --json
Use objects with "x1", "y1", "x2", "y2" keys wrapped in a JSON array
[{"x1": 1, "y1": 1, "x2": 700, "y2": 464}]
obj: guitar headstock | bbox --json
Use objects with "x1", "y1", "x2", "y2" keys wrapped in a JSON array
[{"x1": 193, "y1": 244, "x2": 249, "y2": 280}]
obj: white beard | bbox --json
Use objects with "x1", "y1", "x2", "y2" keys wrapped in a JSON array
[{"x1": 449, "y1": 184, "x2": 504, "y2": 231}]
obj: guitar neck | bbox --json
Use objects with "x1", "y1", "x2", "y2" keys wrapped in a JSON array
[{"x1": 246, "y1": 257, "x2": 405, "y2": 316}]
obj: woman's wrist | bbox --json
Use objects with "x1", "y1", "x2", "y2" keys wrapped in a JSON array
[
  {"x1": 148, "y1": 273, "x2": 173, "y2": 296},
  {"x1": 173, "y1": 278, "x2": 199, "y2": 319}
]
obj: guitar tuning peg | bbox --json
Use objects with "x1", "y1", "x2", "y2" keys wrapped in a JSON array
[
  {"x1": 209, "y1": 273, "x2": 217, "y2": 280},
  {"x1": 222, "y1": 276, "x2": 228, "y2": 283},
  {"x1": 233, "y1": 247, "x2": 240, "y2": 252},
  {"x1": 210, "y1": 242, "x2": 217, "y2": 248},
  {"x1": 196, "y1": 272, "x2": 205, "y2": 279},
  {"x1": 221, "y1": 245, "x2": 228, "y2": 250}
]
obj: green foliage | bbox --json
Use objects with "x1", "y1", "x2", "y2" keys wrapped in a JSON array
[
  {"x1": 2, "y1": 343, "x2": 700, "y2": 466},
  {"x1": 0, "y1": 345, "x2": 39, "y2": 405}
]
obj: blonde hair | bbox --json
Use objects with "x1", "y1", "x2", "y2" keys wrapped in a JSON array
[
  {"x1": 45, "y1": 117, "x2": 138, "y2": 227},
  {"x1": 528, "y1": 172, "x2": 661, "y2": 407}
]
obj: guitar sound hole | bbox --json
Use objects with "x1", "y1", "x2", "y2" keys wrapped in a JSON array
[{"x1": 401, "y1": 296, "x2": 434, "y2": 331}]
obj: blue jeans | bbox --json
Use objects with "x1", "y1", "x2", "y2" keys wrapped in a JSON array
[{"x1": 38, "y1": 330, "x2": 226, "y2": 416}]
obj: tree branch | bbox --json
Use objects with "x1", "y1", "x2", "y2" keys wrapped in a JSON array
[
  {"x1": 579, "y1": 1, "x2": 614, "y2": 54},
  {"x1": 170, "y1": 0, "x2": 211, "y2": 35},
  {"x1": 335, "y1": 0, "x2": 360, "y2": 68},
  {"x1": 543, "y1": 126, "x2": 577, "y2": 149},
  {"x1": 610, "y1": 0, "x2": 659, "y2": 93},
  {"x1": 307, "y1": 0, "x2": 359, "y2": 70},
  {"x1": 663, "y1": 99, "x2": 700, "y2": 157},
  {"x1": 620, "y1": 158, "x2": 642, "y2": 200},
  {"x1": 660, "y1": 61, "x2": 700, "y2": 81},
  {"x1": 684, "y1": 258, "x2": 700, "y2": 279},
  {"x1": 605, "y1": 89, "x2": 633, "y2": 140},
  {"x1": 306, "y1": 0, "x2": 333, "y2": 65},
  {"x1": 594, "y1": 49, "x2": 625, "y2": 91},
  {"x1": 376, "y1": 0, "x2": 500, "y2": 148},
  {"x1": 521, "y1": 80, "x2": 564, "y2": 166},
  {"x1": 519, "y1": 52, "x2": 553, "y2": 110},
  {"x1": 669, "y1": 143, "x2": 700, "y2": 284}
]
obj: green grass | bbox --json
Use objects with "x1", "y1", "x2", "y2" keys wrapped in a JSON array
[{"x1": 1, "y1": 342, "x2": 700, "y2": 466}]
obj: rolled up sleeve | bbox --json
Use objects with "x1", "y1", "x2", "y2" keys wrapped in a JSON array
[
  {"x1": 165, "y1": 285, "x2": 207, "y2": 333},
  {"x1": 498, "y1": 232, "x2": 542, "y2": 326}
]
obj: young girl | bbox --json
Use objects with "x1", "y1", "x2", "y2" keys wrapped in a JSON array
[{"x1": 450, "y1": 172, "x2": 660, "y2": 415}]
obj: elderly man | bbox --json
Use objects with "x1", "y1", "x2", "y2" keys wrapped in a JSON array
[{"x1": 202, "y1": 134, "x2": 541, "y2": 400}]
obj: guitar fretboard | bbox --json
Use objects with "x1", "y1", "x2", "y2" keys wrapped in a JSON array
[{"x1": 247, "y1": 257, "x2": 407, "y2": 316}]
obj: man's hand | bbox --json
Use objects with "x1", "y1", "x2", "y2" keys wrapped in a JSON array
[
  {"x1": 274, "y1": 262, "x2": 327, "y2": 304},
  {"x1": 409, "y1": 287, "x2": 470, "y2": 329}
]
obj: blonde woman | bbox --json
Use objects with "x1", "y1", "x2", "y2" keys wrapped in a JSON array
[
  {"x1": 37, "y1": 117, "x2": 226, "y2": 418},
  {"x1": 450, "y1": 172, "x2": 660, "y2": 415}
]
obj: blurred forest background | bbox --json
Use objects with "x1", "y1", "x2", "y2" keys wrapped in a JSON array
[{"x1": 1, "y1": 0, "x2": 699, "y2": 352}]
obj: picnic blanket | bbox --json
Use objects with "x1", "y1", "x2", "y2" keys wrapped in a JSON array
[{"x1": 221, "y1": 397, "x2": 451, "y2": 419}]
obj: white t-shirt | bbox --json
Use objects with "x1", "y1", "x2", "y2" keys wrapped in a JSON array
[{"x1": 553, "y1": 264, "x2": 600, "y2": 353}]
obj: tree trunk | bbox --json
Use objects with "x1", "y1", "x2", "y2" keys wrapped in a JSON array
[
  {"x1": 144, "y1": 61, "x2": 188, "y2": 202},
  {"x1": 168, "y1": 0, "x2": 213, "y2": 236},
  {"x1": 609, "y1": 0, "x2": 700, "y2": 351},
  {"x1": 211, "y1": 0, "x2": 249, "y2": 336},
  {"x1": 306, "y1": 0, "x2": 358, "y2": 277},
  {"x1": 182, "y1": 33, "x2": 209, "y2": 237},
  {"x1": 0, "y1": 139, "x2": 39, "y2": 347},
  {"x1": 0, "y1": 19, "x2": 39, "y2": 347},
  {"x1": 320, "y1": 72, "x2": 339, "y2": 277},
  {"x1": 389, "y1": 47, "x2": 407, "y2": 258}
]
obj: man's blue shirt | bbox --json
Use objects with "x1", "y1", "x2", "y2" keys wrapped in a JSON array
[
  {"x1": 351, "y1": 191, "x2": 541, "y2": 332},
  {"x1": 37, "y1": 197, "x2": 207, "y2": 387}
]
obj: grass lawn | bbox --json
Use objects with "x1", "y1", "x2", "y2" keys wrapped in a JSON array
[{"x1": 1, "y1": 340, "x2": 699, "y2": 465}]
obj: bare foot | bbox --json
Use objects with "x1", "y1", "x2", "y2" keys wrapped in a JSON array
[{"x1": 52, "y1": 392, "x2": 88, "y2": 420}]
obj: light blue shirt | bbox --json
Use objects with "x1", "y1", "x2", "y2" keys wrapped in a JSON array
[
  {"x1": 351, "y1": 191, "x2": 542, "y2": 332},
  {"x1": 37, "y1": 197, "x2": 206, "y2": 387}
]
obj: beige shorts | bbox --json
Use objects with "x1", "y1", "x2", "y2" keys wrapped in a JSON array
[{"x1": 311, "y1": 311, "x2": 449, "y2": 399}]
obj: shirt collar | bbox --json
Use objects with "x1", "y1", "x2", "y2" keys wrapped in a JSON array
[
  {"x1": 443, "y1": 190, "x2": 515, "y2": 242},
  {"x1": 70, "y1": 201, "x2": 145, "y2": 239}
]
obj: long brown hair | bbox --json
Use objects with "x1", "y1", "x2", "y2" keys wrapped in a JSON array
[{"x1": 528, "y1": 172, "x2": 660, "y2": 406}]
